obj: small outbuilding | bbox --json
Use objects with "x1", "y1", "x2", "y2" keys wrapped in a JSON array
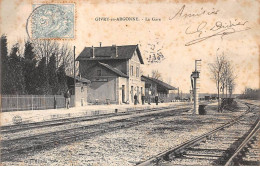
[
  {"x1": 141, "y1": 75, "x2": 177, "y2": 103},
  {"x1": 66, "y1": 75, "x2": 91, "y2": 107}
]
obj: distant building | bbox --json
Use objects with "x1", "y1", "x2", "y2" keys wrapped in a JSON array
[
  {"x1": 76, "y1": 44, "x2": 145, "y2": 104},
  {"x1": 141, "y1": 75, "x2": 177, "y2": 102},
  {"x1": 205, "y1": 96, "x2": 210, "y2": 101}
]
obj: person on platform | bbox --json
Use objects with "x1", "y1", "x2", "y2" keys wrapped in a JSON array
[
  {"x1": 64, "y1": 90, "x2": 71, "y2": 109},
  {"x1": 134, "y1": 94, "x2": 138, "y2": 105},
  {"x1": 155, "y1": 94, "x2": 159, "y2": 105},
  {"x1": 148, "y1": 90, "x2": 151, "y2": 105},
  {"x1": 141, "y1": 94, "x2": 145, "y2": 105}
]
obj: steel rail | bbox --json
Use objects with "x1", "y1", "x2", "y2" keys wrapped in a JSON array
[
  {"x1": 224, "y1": 119, "x2": 260, "y2": 166},
  {"x1": 137, "y1": 102, "x2": 252, "y2": 166},
  {"x1": 1, "y1": 106, "x2": 191, "y2": 161},
  {"x1": 1, "y1": 104, "x2": 190, "y2": 133}
]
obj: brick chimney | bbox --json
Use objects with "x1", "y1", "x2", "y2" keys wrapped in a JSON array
[{"x1": 111, "y1": 45, "x2": 118, "y2": 57}]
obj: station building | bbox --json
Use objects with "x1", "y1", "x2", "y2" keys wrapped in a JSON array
[{"x1": 76, "y1": 44, "x2": 145, "y2": 104}]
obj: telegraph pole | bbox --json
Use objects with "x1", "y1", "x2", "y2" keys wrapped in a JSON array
[
  {"x1": 178, "y1": 87, "x2": 180, "y2": 100},
  {"x1": 74, "y1": 46, "x2": 76, "y2": 96}
]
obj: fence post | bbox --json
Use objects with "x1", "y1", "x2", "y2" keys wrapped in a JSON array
[
  {"x1": 54, "y1": 95, "x2": 57, "y2": 109},
  {"x1": 32, "y1": 95, "x2": 33, "y2": 110}
]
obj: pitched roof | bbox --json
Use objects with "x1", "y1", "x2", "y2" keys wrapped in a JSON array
[
  {"x1": 76, "y1": 45, "x2": 144, "y2": 64},
  {"x1": 98, "y1": 62, "x2": 128, "y2": 78},
  {"x1": 66, "y1": 75, "x2": 91, "y2": 84},
  {"x1": 141, "y1": 75, "x2": 177, "y2": 90}
]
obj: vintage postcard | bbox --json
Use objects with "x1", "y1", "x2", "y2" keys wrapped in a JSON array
[{"x1": 0, "y1": 0, "x2": 259, "y2": 166}]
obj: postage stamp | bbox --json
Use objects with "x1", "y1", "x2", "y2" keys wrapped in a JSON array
[{"x1": 31, "y1": 4, "x2": 75, "y2": 39}]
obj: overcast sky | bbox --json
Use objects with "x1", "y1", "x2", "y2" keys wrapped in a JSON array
[{"x1": 1, "y1": 0, "x2": 259, "y2": 94}]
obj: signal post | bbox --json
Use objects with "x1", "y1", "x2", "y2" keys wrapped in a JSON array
[{"x1": 191, "y1": 60, "x2": 201, "y2": 115}]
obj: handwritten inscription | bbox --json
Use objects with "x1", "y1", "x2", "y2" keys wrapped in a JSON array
[
  {"x1": 210, "y1": 20, "x2": 248, "y2": 31},
  {"x1": 184, "y1": 19, "x2": 250, "y2": 46},
  {"x1": 169, "y1": 5, "x2": 219, "y2": 20}
]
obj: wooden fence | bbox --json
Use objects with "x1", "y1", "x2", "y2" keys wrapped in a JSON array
[{"x1": 1, "y1": 95, "x2": 75, "y2": 112}]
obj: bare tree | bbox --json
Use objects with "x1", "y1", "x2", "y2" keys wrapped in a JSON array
[
  {"x1": 209, "y1": 52, "x2": 236, "y2": 111},
  {"x1": 220, "y1": 60, "x2": 230, "y2": 98},
  {"x1": 225, "y1": 63, "x2": 236, "y2": 98},
  {"x1": 56, "y1": 43, "x2": 75, "y2": 75},
  {"x1": 227, "y1": 76, "x2": 235, "y2": 98},
  {"x1": 32, "y1": 40, "x2": 75, "y2": 75},
  {"x1": 32, "y1": 39, "x2": 59, "y2": 63},
  {"x1": 220, "y1": 57, "x2": 236, "y2": 99},
  {"x1": 151, "y1": 69, "x2": 162, "y2": 80},
  {"x1": 209, "y1": 53, "x2": 226, "y2": 112}
]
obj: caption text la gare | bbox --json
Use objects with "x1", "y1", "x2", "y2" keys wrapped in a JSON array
[{"x1": 94, "y1": 17, "x2": 161, "y2": 22}]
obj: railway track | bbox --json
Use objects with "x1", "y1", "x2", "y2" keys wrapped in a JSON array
[
  {"x1": 0, "y1": 104, "x2": 190, "y2": 134},
  {"x1": 225, "y1": 119, "x2": 260, "y2": 166},
  {"x1": 137, "y1": 102, "x2": 259, "y2": 166},
  {"x1": 1, "y1": 106, "x2": 191, "y2": 162}
]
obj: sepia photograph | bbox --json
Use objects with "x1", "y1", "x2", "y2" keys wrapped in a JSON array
[{"x1": 0, "y1": 0, "x2": 259, "y2": 166}]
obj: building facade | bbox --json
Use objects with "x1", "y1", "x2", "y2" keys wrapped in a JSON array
[{"x1": 76, "y1": 45, "x2": 145, "y2": 104}]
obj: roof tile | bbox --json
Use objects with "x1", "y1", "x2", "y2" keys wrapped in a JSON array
[
  {"x1": 76, "y1": 45, "x2": 144, "y2": 64},
  {"x1": 98, "y1": 62, "x2": 128, "y2": 78}
]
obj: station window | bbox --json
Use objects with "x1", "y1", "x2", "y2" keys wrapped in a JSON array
[
  {"x1": 130, "y1": 65, "x2": 134, "y2": 76},
  {"x1": 136, "y1": 67, "x2": 139, "y2": 77},
  {"x1": 97, "y1": 69, "x2": 101, "y2": 76},
  {"x1": 81, "y1": 86, "x2": 84, "y2": 92}
]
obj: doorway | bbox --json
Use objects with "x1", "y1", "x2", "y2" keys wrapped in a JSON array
[
  {"x1": 131, "y1": 86, "x2": 133, "y2": 103},
  {"x1": 122, "y1": 85, "x2": 125, "y2": 103}
]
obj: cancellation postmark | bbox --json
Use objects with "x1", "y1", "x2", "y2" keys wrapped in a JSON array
[{"x1": 31, "y1": 3, "x2": 75, "y2": 39}]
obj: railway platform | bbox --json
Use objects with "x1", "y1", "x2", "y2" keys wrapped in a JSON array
[
  {"x1": 1, "y1": 99, "x2": 257, "y2": 165},
  {"x1": 1, "y1": 102, "x2": 189, "y2": 126}
]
